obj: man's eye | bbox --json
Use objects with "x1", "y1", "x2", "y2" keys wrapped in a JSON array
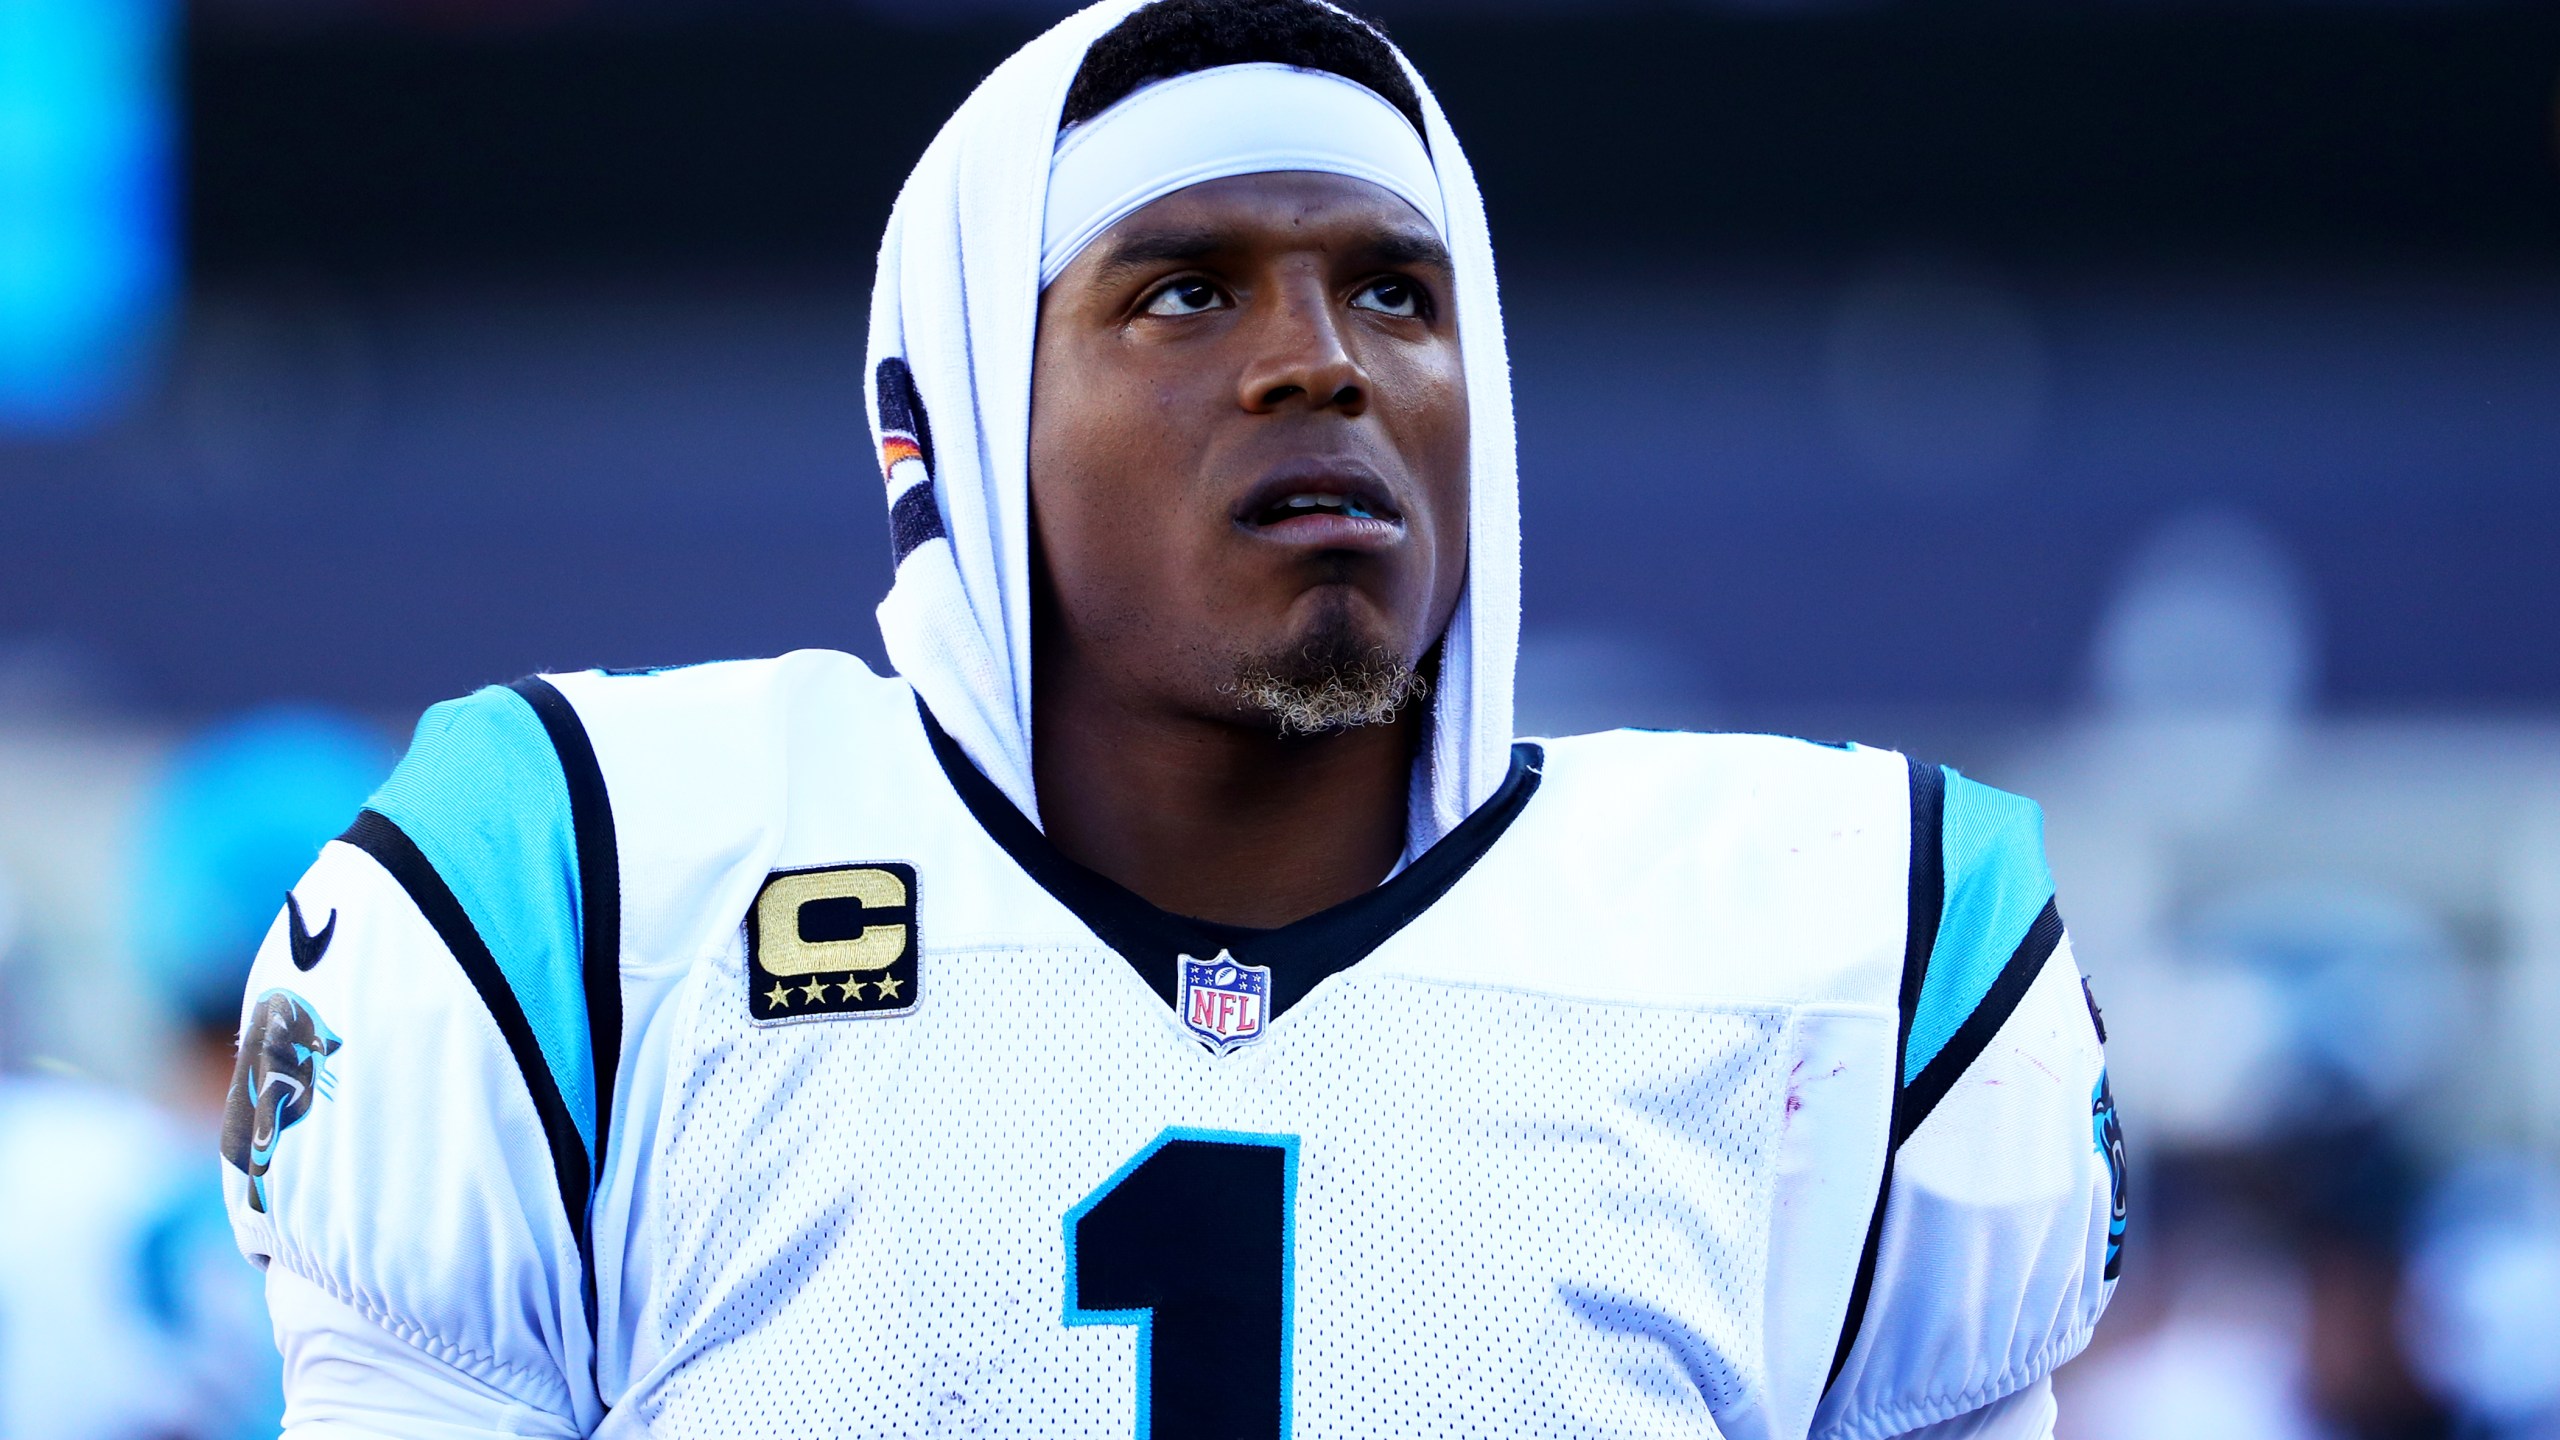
[
  {"x1": 1141, "y1": 279, "x2": 1228, "y2": 317},
  {"x1": 1350, "y1": 277, "x2": 1425, "y2": 318}
]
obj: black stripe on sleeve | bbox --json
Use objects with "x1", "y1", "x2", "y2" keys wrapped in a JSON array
[
  {"x1": 889, "y1": 482, "x2": 946, "y2": 562},
  {"x1": 337, "y1": 809, "x2": 593, "y2": 1255},
  {"x1": 507, "y1": 677, "x2": 624, "y2": 1190},
  {"x1": 1826, "y1": 754, "x2": 1946, "y2": 1392},
  {"x1": 1893, "y1": 898, "x2": 2066, "y2": 1148}
]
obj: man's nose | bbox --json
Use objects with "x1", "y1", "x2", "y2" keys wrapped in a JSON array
[{"x1": 1235, "y1": 276, "x2": 1369, "y2": 417}]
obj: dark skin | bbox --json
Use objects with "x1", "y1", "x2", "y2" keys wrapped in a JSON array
[{"x1": 1029, "y1": 171, "x2": 1470, "y2": 927}]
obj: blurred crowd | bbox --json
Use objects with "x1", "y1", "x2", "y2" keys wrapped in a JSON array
[
  {"x1": 0, "y1": 707, "x2": 391, "y2": 1438},
  {"x1": 2017, "y1": 516, "x2": 2560, "y2": 1440}
]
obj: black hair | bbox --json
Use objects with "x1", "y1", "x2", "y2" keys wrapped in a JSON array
[{"x1": 1060, "y1": 0, "x2": 1427, "y2": 142}]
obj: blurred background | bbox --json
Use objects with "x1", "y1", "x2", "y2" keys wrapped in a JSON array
[{"x1": 3, "y1": 0, "x2": 2557, "y2": 1434}]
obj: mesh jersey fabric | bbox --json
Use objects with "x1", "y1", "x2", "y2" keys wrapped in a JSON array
[
  {"x1": 225, "y1": 653, "x2": 2115, "y2": 1439},
  {"x1": 636, "y1": 955, "x2": 1789, "y2": 1435}
]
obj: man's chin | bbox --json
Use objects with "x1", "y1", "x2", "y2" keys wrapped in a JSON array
[{"x1": 1220, "y1": 619, "x2": 1428, "y2": 738}]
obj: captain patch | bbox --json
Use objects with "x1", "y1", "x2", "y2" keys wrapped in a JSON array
[{"x1": 748, "y1": 863, "x2": 920, "y2": 1024}]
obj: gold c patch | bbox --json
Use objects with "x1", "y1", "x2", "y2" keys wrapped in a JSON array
[{"x1": 746, "y1": 863, "x2": 920, "y2": 1024}]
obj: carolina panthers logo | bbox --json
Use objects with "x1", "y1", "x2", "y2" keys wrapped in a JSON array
[
  {"x1": 2092, "y1": 1070, "x2": 2126, "y2": 1280},
  {"x1": 221, "y1": 990, "x2": 342, "y2": 1214}
]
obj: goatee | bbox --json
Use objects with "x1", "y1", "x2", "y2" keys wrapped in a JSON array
[{"x1": 1223, "y1": 625, "x2": 1428, "y2": 737}]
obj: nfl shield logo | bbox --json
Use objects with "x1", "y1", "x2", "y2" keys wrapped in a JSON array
[{"x1": 1177, "y1": 950, "x2": 1270, "y2": 1054}]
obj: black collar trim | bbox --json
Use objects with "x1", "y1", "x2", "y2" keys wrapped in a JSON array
[{"x1": 917, "y1": 697, "x2": 1544, "y2": 1020}]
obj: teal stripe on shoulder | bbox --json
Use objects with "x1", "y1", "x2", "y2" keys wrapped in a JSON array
[
  {"x1": 1904, "y1": 768, "x2": 2055, "y2": 1084},
  {"x1": 367, "y1": 685, "x2": 596, "y2": 1157}
]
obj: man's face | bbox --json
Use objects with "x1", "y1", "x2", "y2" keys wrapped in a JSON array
[{"x1": 1029, "y1": 170, "x2": 1469, "y2": 733}]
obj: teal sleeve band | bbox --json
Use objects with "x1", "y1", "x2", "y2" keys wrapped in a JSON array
[
  {"x1": 366, "y1": 684, "x2": 598, "y2": 1158},
  {"x1": 1903, "y1": 768, "x2": 2056, "y2": 1085}
]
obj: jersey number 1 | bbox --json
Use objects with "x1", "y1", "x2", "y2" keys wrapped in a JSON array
[{"x1": 1065, "y1": 1128, "x2": 1298, "y2": 1439}]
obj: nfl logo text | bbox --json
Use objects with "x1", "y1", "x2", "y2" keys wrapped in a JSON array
[{"x1": 1177, "y1": 950, "x2": 1269, "y2": 1054}]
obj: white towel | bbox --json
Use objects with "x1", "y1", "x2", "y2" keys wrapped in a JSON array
[{"x1": 865, "y1": 0, "x2": 1520, "y2": 857}]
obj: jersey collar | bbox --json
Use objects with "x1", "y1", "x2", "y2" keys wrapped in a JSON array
[{"x1": 916, "y1": 696, "x2": 1544, "y2": 1024}]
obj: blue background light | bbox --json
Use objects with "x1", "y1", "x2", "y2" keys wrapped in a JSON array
[{"x1": 0, "y1": 0, "x2": 175, "y2": 431}]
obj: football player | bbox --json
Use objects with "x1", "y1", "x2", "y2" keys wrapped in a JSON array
[{"x1": 224, "y1": 1, "x2": 2123, "y2": 1435}]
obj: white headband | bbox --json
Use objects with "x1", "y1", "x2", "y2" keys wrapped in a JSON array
[{"x1": 1041, "y1": 62, "x2": 1447, "y2": 288}]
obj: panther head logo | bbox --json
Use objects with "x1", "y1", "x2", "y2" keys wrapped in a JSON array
[
  {"x1": 2092, "y1": 1070, "x2": 2127, "y2": 1280},
  {"x1": 221, "y1": 990, "x2": 342, "y2": 1214}
]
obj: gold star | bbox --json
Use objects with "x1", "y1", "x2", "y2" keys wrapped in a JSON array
[
  {"x1": 800, "y1": 978, "x2": 829, "y2": 1004},
  {"x1": 838, "y1": 977, "x2": 868, "y2": 1002},
  {"x1": 872, "y1": 972, "x2": 904, "y2": 1001},
  {"x1": 764, "y1": 983, "x2": 792, "y2": 1009}
]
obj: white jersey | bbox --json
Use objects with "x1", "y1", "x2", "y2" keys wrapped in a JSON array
[{"x1": 223, "y1": 650, "x2": 2119, "y2": 1439}]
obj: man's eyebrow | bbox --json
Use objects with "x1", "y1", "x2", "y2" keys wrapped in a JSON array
[
  {"x1": 1086, "y1": 228, "x2": 1233, "y2": 285},
  {"x1": 1360, "y1": 228, "x2": 1454, "y2": 270},
  {"x1": 1081, "y1": 223, "x2": 1455, "y2": 286}
]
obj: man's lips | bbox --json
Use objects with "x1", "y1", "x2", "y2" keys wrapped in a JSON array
[{"x1": 1232, "y1": 466, "x2": 1405, "y2": 548}]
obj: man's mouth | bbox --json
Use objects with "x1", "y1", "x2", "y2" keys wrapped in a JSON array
[
  {"x1": 1234, "y1": 469, "x2": 1405, "y2": 543},
  {"x1": 1251, "y1": 491, "x2": 1394, "y2": 525}
]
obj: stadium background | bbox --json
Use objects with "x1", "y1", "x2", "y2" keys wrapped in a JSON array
[{"x1": 2, "y1": 0, "x2": 2556, "y2": 1434}]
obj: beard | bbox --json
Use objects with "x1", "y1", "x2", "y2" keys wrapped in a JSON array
[{"x1": 1221, "y1": 612, "x2": 1430, "y2": 738}]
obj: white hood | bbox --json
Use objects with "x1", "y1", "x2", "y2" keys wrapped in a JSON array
[{"x1": 864, "y1": 0, "x2": 1520, "y2": 854}]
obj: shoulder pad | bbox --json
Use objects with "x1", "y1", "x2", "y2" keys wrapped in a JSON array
[
  {"x1": 1901, "y1": 766, "x2": 2061, "y2": 1118},
  {"x1": 339, "y1": 678, "x2": 620, "y2": 1245}
]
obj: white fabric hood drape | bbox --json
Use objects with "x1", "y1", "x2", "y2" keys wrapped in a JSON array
[{"x1": 865, "y1": 0, "x2": 1519, "y2": 854}]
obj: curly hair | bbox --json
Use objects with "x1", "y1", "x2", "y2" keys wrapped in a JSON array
[{"x1": 1060, "y1": 0, "x2": 1427, "y2": 141}]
